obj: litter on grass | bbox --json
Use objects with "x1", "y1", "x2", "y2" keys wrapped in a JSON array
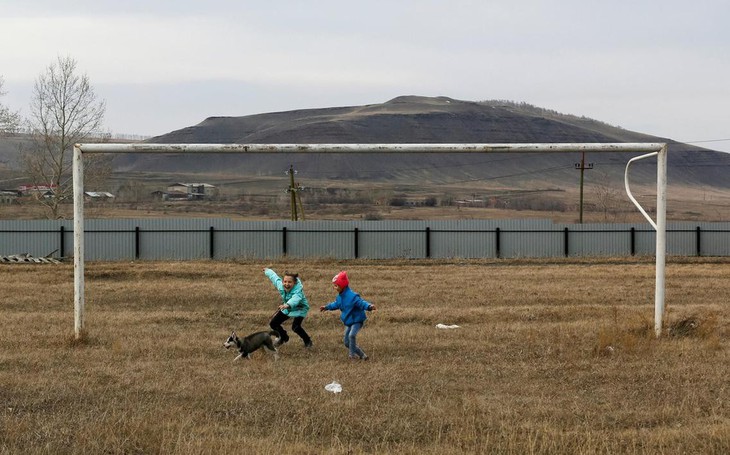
[
  {"x1": 436, "y1": 324, "x2": 460, "y2": 329},
  {"x1": 325, "y1": 381, "x2": 342, "y2": 393}
]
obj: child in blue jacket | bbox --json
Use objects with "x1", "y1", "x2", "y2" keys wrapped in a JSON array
[{"x1": 319, "y1": 271, "x2": 376, "y2": 360}]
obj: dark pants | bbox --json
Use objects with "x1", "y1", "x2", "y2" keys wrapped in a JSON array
[{"x1": 269, "y1": 310, "x2": 311, "y2": 345}]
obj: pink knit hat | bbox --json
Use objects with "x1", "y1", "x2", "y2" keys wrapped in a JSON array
[{"x1": 332, "y1": 271, "x2": 349, "y2": 288}]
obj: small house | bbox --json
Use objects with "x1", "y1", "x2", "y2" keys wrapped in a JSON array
[
  {"x1": 164, "y1": 183, "x2": 218, "y2": 200},
  {"x1": 84, "y1": 191, "x2": 115, "y2": 202},
  {"x1": 18, "y1": 184, "x2": 58, "y2": 198},
  {"x1": 0, "y1": 190, "x2": 19, "y2": 204}
]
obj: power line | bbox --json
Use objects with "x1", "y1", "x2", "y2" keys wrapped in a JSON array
[
  {"x1": 301, "y1": 154, "x2": 530, "y2": 177},
  {"x1": 683, "y1": 138, "x2": 730, "y2": 144},
  {"x1": 435, "y1": 164, "x2": 575, "y2": 186}
]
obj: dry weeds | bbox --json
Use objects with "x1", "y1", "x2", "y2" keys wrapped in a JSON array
[{"x1": 0, "y1": 258, "x2": 728, "y2": 454}]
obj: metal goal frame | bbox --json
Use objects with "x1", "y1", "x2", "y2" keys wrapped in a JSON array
[{"x1": 72, "y1": 143, "x2": 668, "y2": 337}]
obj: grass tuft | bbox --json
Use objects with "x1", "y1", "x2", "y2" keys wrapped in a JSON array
[{"x1": 64, "y1": 329, "x2": 94, "y2": 348}]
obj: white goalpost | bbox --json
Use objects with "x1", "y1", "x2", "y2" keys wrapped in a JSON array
[{"x1": 72, "y1": 142, "x2": 668, "y2": 338}]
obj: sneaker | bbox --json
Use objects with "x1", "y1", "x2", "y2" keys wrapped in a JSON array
[
  {"x1": 304, "y1": 341, "x2": 313, "y2": 349},
  {"x1": 361, "y1": 354, "x2": 369, "y2": 361},
  {"x1": 348, "y1": 355, "x2": 360, "y2": 361}
]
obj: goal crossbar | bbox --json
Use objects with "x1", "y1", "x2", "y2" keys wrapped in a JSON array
[
  {"x1": 73, "y1": 142, "x2": 668, "y2": 337},
  {"x1": 76, "y1": 142, "x2": 666, "y2": 154}
]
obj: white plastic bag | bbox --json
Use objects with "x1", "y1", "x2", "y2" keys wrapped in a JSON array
[
  {"x1": 436, "y1": 323, "x2": 460, "y2": 329},
  {"x1": 325, "y1": 381, "x2": 342, "y2": 393}
]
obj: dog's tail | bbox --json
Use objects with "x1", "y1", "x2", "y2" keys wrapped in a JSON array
[{"x1": 269, "y1": 330, "x2": 280, "y2": 338}]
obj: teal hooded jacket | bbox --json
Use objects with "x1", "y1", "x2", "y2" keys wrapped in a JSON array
[{"x1": 264, "y1": 269, "x2": 310, "y2": 318}]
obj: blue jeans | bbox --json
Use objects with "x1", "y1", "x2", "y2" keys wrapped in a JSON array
[{"x1": 343, "y1": 323, "x2": 366, "y2": 358}]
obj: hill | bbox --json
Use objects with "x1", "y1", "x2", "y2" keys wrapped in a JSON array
[
  {"x1": 3, "y1": 96, "x2": 730, "y2": 222},
  {"x1": 107, "y1": 95, "x2": 730, "y2": 189}
]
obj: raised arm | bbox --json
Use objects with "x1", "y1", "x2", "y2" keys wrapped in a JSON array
[{"x1": 263, "y1": 268, "x2": 283, "y2": 291}]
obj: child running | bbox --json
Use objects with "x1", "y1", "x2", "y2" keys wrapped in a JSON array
[
  {"x1": 319, "y1": 271, "x2": 376, "y2": 360},
  {"x1": 263, "y1": 268, "x2": 312, "y2": 348}
]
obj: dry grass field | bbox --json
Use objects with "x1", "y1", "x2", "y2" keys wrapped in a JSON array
[{"x1": 1, "y1": 258, "x2": 728, "y2": 454}]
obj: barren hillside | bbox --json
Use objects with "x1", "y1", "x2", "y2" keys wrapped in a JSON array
[{"x1": 107, "y1": 96, "x2": 730, "y2": 190}]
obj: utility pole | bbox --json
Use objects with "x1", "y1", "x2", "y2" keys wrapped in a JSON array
[
  {"x1": 574, "y1": 152, "x2": 593, "y2": 223},
  {"x1": 285, "y1": 165, "x2": 306, "y2": 221}
]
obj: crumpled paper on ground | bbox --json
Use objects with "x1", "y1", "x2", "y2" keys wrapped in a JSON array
[
  {"x1": 325, "y1": 381, "x2": 342, "y2": 393},
  {"x1": 436, "y1": 323, "x2": 460, "y2": 329}
]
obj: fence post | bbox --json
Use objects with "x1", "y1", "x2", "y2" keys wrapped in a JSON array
[
  {"x1": 630, "y1": 227, "x2": 636, "y2": 256},
  {"x1": 564, "y1": 227, "x2": 569, "y2": 257},
  {"x1": 209, "y1": 226, "x2": 215, "y2": 259},
  {"x1": 696, "y1": 226, "x2": 701, "y2": 257},
  {"x1": 495, "y1": 227, "x2": 501, "y2": 259},
  {"x1": 425, "y1": 227, "x2": 431, "y2": 258},
  {"x1": 135, "y1": 226, "x2": 140, "y2": 259},
  {"x1": 60, "y1": 225, "x2": 65, "y2": 259},
  {"x1": 354, "y1": 227, "x2": 359, "y2": 259},
  {"x1": 282, "y1": 227, "x2": 287, "y2": 256}
]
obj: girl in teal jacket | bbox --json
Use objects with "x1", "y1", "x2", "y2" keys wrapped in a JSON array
[{"x1": 264, "y1": 268, "x2": 312, "y2": 348}]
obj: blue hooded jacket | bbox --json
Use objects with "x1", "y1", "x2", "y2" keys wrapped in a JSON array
[
  {"x1": 264, "y1": 269, "x2": 309, "y2": 318},
  {"x1": 324, "y1": 287, "x2": 373, "y2": 326}
]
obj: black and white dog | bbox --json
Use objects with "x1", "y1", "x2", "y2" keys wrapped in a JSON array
[{"x1": 223, "y1": 330, "x2": 280, "y2": 361}]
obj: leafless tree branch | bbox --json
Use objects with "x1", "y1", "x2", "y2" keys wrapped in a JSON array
[{"x1": 21, "y1": 56, "x2": 108, "y2": 219}]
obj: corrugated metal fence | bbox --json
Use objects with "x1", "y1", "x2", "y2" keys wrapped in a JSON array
[{"x1": 1, "y1": 219, "x2": 729, "y2": 260}]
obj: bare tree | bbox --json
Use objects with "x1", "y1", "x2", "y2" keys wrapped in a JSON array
[
  {"x1": 21, "y1": 56, "x2": 110, "y2": 218},
  {"x1": 0, "y1": 76, "x2": 21, "y2": 134},
  {"x1": 591, "y1": 171, "x2": 624, "y2": 222}
]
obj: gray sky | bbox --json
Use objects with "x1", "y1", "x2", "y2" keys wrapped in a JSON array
[{"x1": 2, "y1": 1, "x2": 729, "y2": 151}]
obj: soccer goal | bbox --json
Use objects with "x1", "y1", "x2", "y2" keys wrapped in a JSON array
[{"x1": 72, "y1": 143, "x2": 668, "y2": 337}]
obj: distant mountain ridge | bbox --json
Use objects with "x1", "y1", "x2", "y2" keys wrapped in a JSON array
[{"x1": 114, "y1": 96, "x2": 730, "y2": 188}]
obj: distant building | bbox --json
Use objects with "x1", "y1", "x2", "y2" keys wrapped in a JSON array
[
  {"x1": 84, "y1": 191, "x2": 115, "y2": 201},
  {"x1": 0, "y1": 190, "x2": 20, "y2": 204},
  {"x1": 164, "y1": 183, "x2": 218, "y2": 200},
  {"x1": 456, "y1": 199, "x2": 484, "y2": 206},
  {"x1": 162, "y1": 191, "x2": 189, "y2": 201},
  {"x1": 18, "y1": 184, "x2": 58, "y2": 197}
]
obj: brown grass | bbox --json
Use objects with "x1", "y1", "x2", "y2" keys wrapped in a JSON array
[{"x1": 1, "y1": 258, "x2": 728, "y2": 454}]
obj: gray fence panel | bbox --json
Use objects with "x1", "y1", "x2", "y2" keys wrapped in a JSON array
[
  {"x1": 430, "y1": 230, "x2": 496, "y2": 258},
  {"x1": 566, "y1": 224, "x2": 649, "y2": 257},
  {"x1": 666, "y1": 229, "x2": 697, "y2": 256},
  {"x1": 428, "y1": 220, "x2": 495, "y2": 258},
  {"x1": 0, "y1": 229, "x2": 58, "y2": 258},
  {"x1": 0, "y1": 220, "x2": 61, "y2": 257},
  {"x1": 207, "y1": 220, "x2": 279, "y2": 259},
  {"x1": 84, "y1": 220, "x2": 128, "y2": 260},
  {"x1": 359, "y1": 230, "x2": 425, "y2": 259},
  {"x1": 86, "y1": 231, "x2": 135, "y2": 261},
  {"x1": 635, "y1": 229, "x2": 656, "y2": 256},
  {"x1": 670, "y1": 222, "x2": 730, "y2": 257},
  {"x1": 569, "y1": 230, "x2": 630, "y2": 257},
  {"x1": 61, "y1": 227, "x2": 73, "y2": 258},
  {"x1": 501, "y1": 230, "x2": 564, "y2": 258},
  {"x1": 141, "y1": 219, "x2": 207, "y2": 260},
  {"x1": 141, "y1": 231, "x2": 208, "y2": 260},
  {"x1": 287, "y1": 230, "x2": 353, "y2": 259},
  {"x1": 703, "y1": 230, "x2": 730, "y2": 256},
  {"x1": 492, "y1": 219, "x2": 561, "y2": 258},
  {"x1": 214, "y1": 231, "x2": 282, "y2": 259}
]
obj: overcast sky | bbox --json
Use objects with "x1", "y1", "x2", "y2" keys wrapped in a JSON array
[{"x1": 2, "y1": 1, "x2": 729, "y2": 151}]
